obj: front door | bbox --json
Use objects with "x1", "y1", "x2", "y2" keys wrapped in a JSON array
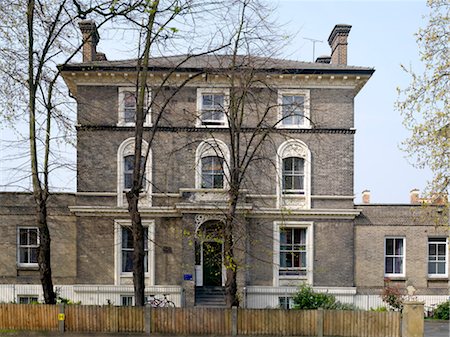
[{"x1": 202, "y1": 241, "x2": 222, "y2": 286}]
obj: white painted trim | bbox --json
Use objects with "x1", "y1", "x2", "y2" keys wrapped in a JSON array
[
  {"x1": 117, "y1": 137, "x2": 152, "y2": 207},
  {"x1": 277, "y1": 89, "x2": 311, "y2": 129},
  {"x1": 196, "y1": 88, "x2": 229, "y2": 128},
  {"x1": 76, "y1": 192, "x2": 117, "y2": 196},
  {"x1": 427, "y1": 237, "x2": 448, "y2": 278},
  {"x1": 384, "y1": 236, "x2": 406, "y2": 278},
  {"x1": 195, "y1": 138, "x2": 230, "y2": 189},
  {"x1": 273, "y1": 221, "x2": 313, "y2": 287},
  {"x1": 114, "y1": 219, "x2": 155, "y2": 286},
  {"x1": 117, "y1": 87, "x2": 151, "y2": 127},
  {"x1": 276, "y1": 140, "x2": 311, "y2": 209},
  {"x1": 16, "y1": 227, "x2": 39, "y2": 268}
]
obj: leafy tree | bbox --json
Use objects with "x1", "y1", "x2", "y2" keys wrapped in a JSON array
[{"x1": 396, "y1": 0, "x2": 449, "y2": 197}]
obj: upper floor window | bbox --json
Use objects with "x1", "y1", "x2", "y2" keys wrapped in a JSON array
[
  {"x1": 201, "y1": 156, "x2": 224, "y2": 189},
  {"x1": 197, "y1": 88, "x2": 229, "y2": 127},
  {"x1": 277, "y1": 140, "x2": 311, "y2": 209},
  {"x1": 282, "y1": 157, "x2": 305, "y2": 194},
  {"x1": 277, "y1": 89, "x2": 310, "y2": 128},
  {"x1": 428, "y1": 238, "x2": 448, "y2": 277},
  {"x1": 385, "y1": 237, "x2": 405, "y2": 277},
  {"x1": 117, "y1": 138, "x2": 152, "y2": 207},
  {"x1": 195, "y1": 139, "x2": 229, "y2": 189},
  {"x1": 17, "y1": 227, "x2": 39, "y2": 267},
  {"x1": 118, "y1": 87, "x2": 151, "y2": 126},
  {"x1": 123, "y1": 155, "x2": 146, "y2": 190}
]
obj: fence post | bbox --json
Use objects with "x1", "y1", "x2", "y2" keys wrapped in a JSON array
[
  {"x1": 145, "y1": 305, "x2": 151, "y2": 334},
  {"x1": 402, "y1": 301, "x2": 424, "y2": 337},
  {"x1": 231, "y1": 306, "x2": 238, "y2": 336},
  {"x1": 316, "y1": 308, "x2": 324, "y2": 337},
  {"x1": 58, "y1": 304, "x2": 65, "y2": 333}
]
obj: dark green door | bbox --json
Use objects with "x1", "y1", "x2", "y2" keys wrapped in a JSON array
[{"x1": 203, "y1": 241, "x2": 222, "y2": 286}]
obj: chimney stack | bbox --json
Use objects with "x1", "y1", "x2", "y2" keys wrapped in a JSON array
[
  {"x1": 362, "y1": 190, "x2": 371, "y2": 204},
  {"x1": 410, "y1": 189, "x2": 420, "y2": 204},
  {"x1": 328, "y1": 24, "x2": 352, "y2": 66},
  {"x1": 79, "y1": 20, "x2": 100, "y2": 62}
]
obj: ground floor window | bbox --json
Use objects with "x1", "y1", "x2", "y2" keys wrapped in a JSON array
[
  {"x1": 428, "y1": 238, "x2": 448, "y2": 277},
  {"x1": 17, "y1": 227, "x2": 39, "y2": 266},
  {"x1": 121, "y1": 226, "x2": 149, "y2": 273},
  {"x1": 385, "y1": 237, "x2": 405, "y2": 277},
  {"x1": 18, "y1": 295, "x2": 39, "y2": 304},
  {"x1": 273, "y1": 221, "x2": 313, "y2": 286},
  {"x1": 121, "y1": 295, "x2": 134, "y2": 306},
  {"x1": 279, "y1": 296, "x2": 294, "y2": 309}
]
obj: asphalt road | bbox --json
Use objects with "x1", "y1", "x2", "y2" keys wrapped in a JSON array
[{"x1": 424, "y1": 320, "x2": 449, "y2": 337}]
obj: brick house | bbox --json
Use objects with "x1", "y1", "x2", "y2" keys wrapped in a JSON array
[{"x1": 0, "y1": 22, "x2": 447, "y2": 308}]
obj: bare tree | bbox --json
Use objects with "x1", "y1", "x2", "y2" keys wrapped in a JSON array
[{"x1": 0, "y1": 0, "x2": 141, "y2": 304}]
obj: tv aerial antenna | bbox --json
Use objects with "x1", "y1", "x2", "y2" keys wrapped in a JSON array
[{"x1": 303, "y1": 37, "x2": 323, "y2": 62}]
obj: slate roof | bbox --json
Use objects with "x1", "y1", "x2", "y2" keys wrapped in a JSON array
[{"x1": 61, "y1": 54, "x2": 374, "y2": 75}]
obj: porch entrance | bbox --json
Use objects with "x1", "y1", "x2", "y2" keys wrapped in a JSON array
[
  {"x1": 202, "y1": 241, "x2": 222, "y2": 286},
  {"x1": 194, "y1": 220, "x2": 225, "y2": 287}
]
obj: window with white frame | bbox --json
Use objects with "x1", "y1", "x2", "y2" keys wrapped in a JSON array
[
  {"x1": 114, "y1": 220, "x2": 155, "y2": 285},
  {"x1": 123, "y1": 155, "x2": 146, "y2": 190},
  {"x1": 118, "y1": 87, "x2": 151, "y2": 126},
  {"x1": 279, "y1": 296, "x2": 294, "y2": 309},
  {"x1": 385, "y1": 237, "x2": 405, "y2": 276},
  {"x1": 278, "y1": 90, "x2": 310, "y2": 128},
  {"x1": 17, "y1": 227, "x2": 39, "y2": 266},
  {"x1": 201, "y1": 156, "x2": 224, "y2": 189},
  {"x1": 428, "y1": 238, "x2": 448, "y2": 277},
  {"x1": 117, "y1": 138, "x2": 152, "y2": 207},
  {"x1": 276, "y1": 140, "x2": 311, "y2": 209},
  {"x1": 121, "y1": 226, "x2": 148, "y2": 273},
  {"x1": 273, "y1": 221, "x2": 313, "y2": 286},
  {"x1": 197, "y1": 88, "x2": 228, "y2": 127},
  {"x1": 279, "y1": 227, "x2": 307, "y2": 276},
  {"x1": 121, "y1": 295, "x2": 134, "y2": 306},
  {"x1": 282, "y1": 157, "x2": 305, "y2": 194},
  {"x1": 195, "y1": 139, "x2": 229, "y2": 189},
  {"x1": 18, "y1": 295, "x2": 39, "y2": 304}
]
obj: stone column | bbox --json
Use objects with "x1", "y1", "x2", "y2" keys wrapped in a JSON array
[
  {"x1": 181, "y1": 214, "x2": 196, "y2": 307},
  {"x1": 402, "y1": 301, "x2": 424, "y2": 337}
]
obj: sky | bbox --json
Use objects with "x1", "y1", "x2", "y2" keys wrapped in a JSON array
[
  {"x1": 273, "y1": 0, "x2": 432, "y2": 203},
  {"x1": 0, "y1": 1, "x2": 433, "y2": 204}
]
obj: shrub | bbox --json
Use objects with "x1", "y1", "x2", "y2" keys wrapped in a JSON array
[
  {"x1": 433, "y1": 301, "x2": 449, "y2": 320},
  {"x1": 370, "y1": 306, "x2": 388, "y2": 312},
  {"x1": 292, "y1": 284, "x2": 356, "y2": 310},
  {"x1": 381, "y1": 278, "x2": 404, "y2": 311}
]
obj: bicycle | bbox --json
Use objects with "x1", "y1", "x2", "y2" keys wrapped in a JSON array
[{"x1": 146, "y1": 294, "x2": 176, "y2": 307}]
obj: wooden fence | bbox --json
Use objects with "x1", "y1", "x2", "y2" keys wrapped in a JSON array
[{"x1": 0, "y1": 304, "x2": 402, "y2": 336}]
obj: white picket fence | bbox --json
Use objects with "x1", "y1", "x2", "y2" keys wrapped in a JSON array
[{"x1": 0, "y1": 284, "x2": 182, "y2": 306}]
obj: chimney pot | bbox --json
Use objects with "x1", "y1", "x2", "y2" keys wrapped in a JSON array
[
  {"x1": 362, "y1": 190, "x2": 371, "y2": 204},
  {"x1": 328, "y1": 24, "x2": 352, "y2": 66},
  {"x1": 410, "y1": 189, "x2": 420, "y2": 204},
  {"x1": 79, "y1": 20, "x2": 100, "y2": 62}
]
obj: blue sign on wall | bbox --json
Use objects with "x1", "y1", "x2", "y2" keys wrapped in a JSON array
[{"x1": 183, "y1": 274, "x2": 193, "y2": 281}]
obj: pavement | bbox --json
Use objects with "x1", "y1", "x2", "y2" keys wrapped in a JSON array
[{"x1": 0, "y1": 320, "x2": 448, "y2": 337}]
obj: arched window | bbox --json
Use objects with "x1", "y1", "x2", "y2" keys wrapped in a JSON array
[
  {"x1": 117, "y1": 138, "x2": 152, "y2": 207},
  {"x1": 201, "y1": 156, "x2": 224, "y2": 189},
  {"x1": 123, "y1": 155, "x2": 146, "y2": 190},
  {"x1": 282, "y1": 157, "x2": 305, "y2": 194},
  {"x1": 195, "y1": 139, "x2": 229, "y2": 189},
  {"x1": 277, "y1": 140, "x2": 311, "y2": 209}
]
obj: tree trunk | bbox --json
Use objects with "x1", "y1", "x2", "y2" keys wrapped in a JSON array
[
  {"x1": 224, "y1": 190, "x2": 239, "y2": 307},
  {"x1": 126, "y1": 190, "x2": 146, "y2": 306},
  {"x1": 36, "y1": 197, "x2": 56, "y2": 304}
]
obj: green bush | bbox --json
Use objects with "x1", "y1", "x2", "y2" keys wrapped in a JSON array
[
  {"x1": 292, "y1": 284, "x2": 356, "y2": 310},
  {"x1": 370, "y1": 306, "x2": 388, "y2": 312},
  {"x1": 433, "y1": 301, "x2": 449, "y2": 320}
]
